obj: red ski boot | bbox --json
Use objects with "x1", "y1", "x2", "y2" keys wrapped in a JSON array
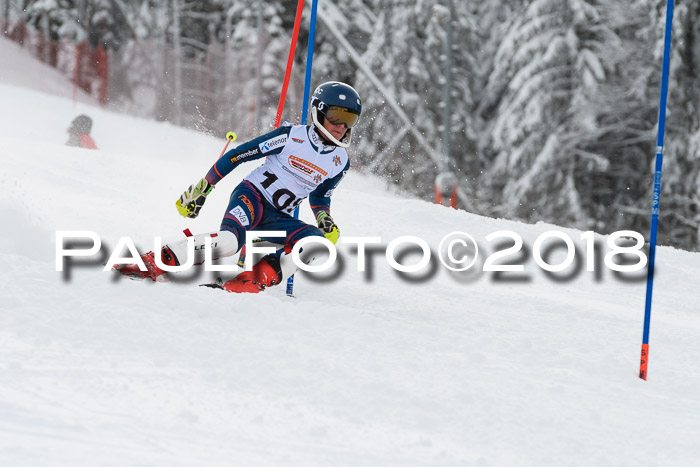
[
  {"x1": 221, "y1": 254, "x2": 282, "y2": 293},
  {"x1": 113, "y1": 247, "x2": 178, "y2": 281}
]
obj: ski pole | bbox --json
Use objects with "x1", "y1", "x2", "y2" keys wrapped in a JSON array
[{"x1": 217, "y1": 131, "x2": 237, "y2": 160}]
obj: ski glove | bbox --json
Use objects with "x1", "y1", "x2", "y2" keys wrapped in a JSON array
[
  {"x1": 176, "y1": 178, "x2": 214, "y2": 218},
  {"x1": 316, "y1": 212, "x2": 339, "y2": 244}
]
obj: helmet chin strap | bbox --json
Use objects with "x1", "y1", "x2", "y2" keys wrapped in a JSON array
[{"x1": 311, "y1": 107, "x2": 351, "y2": 148}]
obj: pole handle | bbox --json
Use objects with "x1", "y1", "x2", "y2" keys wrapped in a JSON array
[{"x1": 217, "y1": 131, "x2": 237, "y2": 160}]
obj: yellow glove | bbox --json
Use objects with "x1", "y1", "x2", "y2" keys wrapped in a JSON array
[
  {"x1": 316, "y1": 212, "x2": 339, "y2": 244},
  {"x1": 176, "y1": 178, "x2": 214, "y2": 218}
]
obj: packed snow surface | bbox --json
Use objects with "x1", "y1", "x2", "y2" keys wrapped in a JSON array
[{"x1": 1, "y1": 36, "x2": 700, "y2": 466}]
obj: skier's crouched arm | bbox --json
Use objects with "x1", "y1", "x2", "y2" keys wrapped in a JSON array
[
  {"x1": 204, "y1": 126, "x2": 292, "y2": 185},
  {"x1": 308, "y1": 160, "x2": 349, "y2": 244},
  {"x1": 176, "y1": 126, "x2": 293, "y2": 219}
]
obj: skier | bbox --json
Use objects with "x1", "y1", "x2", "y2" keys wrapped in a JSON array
[
  {"x1": 66, "y1": 114, "x2": 98, "y2": 149},
  {"x1": 115, "y1": 81, "x2": 362, "y2": 293}
]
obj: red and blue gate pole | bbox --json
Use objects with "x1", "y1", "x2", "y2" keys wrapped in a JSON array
[
  {"x1": 287, "y1": 0, "x2": 319, "y2": 297},
  {"x1": 640, "y1": 0, "x2": 674, "y2": 381},
  {"x1": 273, "y1": 0, "x2": 305, "y2": 129}
]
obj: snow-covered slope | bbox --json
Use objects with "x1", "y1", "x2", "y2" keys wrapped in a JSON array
[
  {"x1": 1, "y1": 36, "x2": 700, "y2": 466},
  {"x1": 0, "y1": 37, "x2": 98, "y2": 106}
]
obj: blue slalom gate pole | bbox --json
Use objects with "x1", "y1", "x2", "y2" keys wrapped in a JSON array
[
  {"x1": 299, "y1": 0, "x2": 319, "y2": 125},
  {"x1": 640, "y1": 0, "x2": 674, "y2": 380},
  {"x1": 287, "y1": 0, "x2": 319, "y2": 296}
]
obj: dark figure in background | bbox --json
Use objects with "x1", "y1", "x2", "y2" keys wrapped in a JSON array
[{"x1": 66, "y1": 115, "x2": 98, "y2": 150}]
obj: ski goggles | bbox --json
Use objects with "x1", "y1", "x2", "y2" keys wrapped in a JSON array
[{"x1": 323, "y1": 106, "x2": 360, "y2": 128}]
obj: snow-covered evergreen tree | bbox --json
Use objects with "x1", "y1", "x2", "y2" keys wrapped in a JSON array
[
  {"x1": 481, "y1": 0, "x2": 614, "y2": 228},
  {"x1": 222, "y1": 0, "x2": 296, "y2": 135},
  {"x1": 307, "y1": 0, "x2": 374, "y2": 85},
  {"x1": 645, "y1": 0, "x2": 700, "y2": 249},
  {"x1": 354, "y1": 0, "x2": 479, "y2": 199},
  {"x1": 24, "y1": 0, "x2": 128, "y2": 49},
  {"x1": 573, "y1": 0, "x2": 657, "y2": 235},
  {"x1": 24, "y1": 0, "x2": 82, "y2": 42}
]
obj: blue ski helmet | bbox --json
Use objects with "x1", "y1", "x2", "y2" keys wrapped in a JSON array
[{"x1": 310, "y1": 81, "x2": 362, "y2": 148}]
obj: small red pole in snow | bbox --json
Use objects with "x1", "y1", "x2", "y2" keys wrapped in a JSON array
[{"x1": 435, "y1": 172, "x2": 458, "y2": 209}]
